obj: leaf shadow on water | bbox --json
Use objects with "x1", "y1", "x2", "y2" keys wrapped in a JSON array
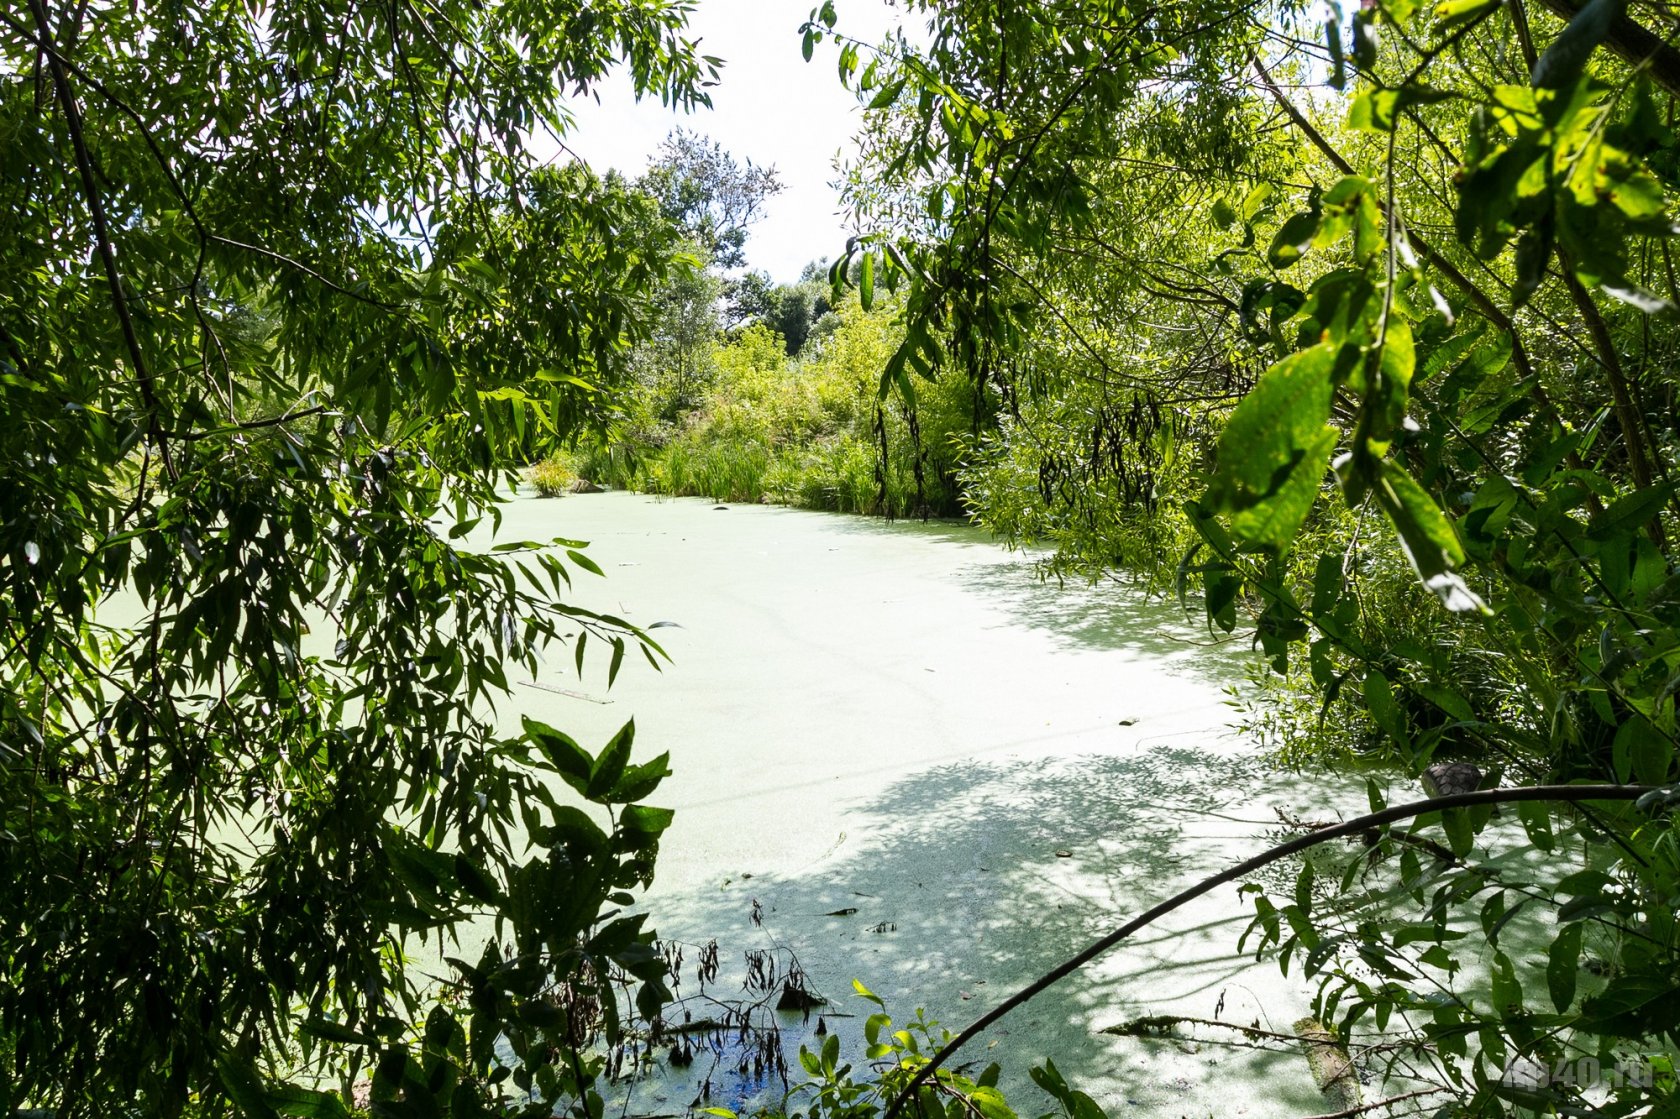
[{"x1": 633, "y1": 740, "x2": 1362, "y2": 1119}]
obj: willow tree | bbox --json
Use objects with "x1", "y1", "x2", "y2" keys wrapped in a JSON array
[
  {"x1": 0, "y1": 2, "x2": 708, "y2": 1114},
  {"x1": 821, "y1": 0, "x2": 1680, "y2": 1110}
]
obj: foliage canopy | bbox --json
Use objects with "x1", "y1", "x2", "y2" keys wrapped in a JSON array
[{"x1": 0, "y1": 0, "x2": 713, "y2": 1113}]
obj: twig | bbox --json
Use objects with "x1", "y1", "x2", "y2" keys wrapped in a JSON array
[
  {"x1": 208, "y1": 236, "x2": 403, "y2": 310},
  {"x1": 164, "y1": 404, "x2": 331, "y2": 442}
]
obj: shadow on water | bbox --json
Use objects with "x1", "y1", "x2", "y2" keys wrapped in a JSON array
[
  {"x1": 632, "y1": 739, "x2": 1359, "y2": 1118},
  {"x1": 803, "y1": 510, "x2": 1248, "y2": 673},
  {"x1": 948, "y1": 561, "x2": 1249, "y2": 675}
]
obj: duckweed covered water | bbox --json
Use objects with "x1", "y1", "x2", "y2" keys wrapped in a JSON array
[{"x1": 492, "y1": 491, "x2": 1356, "y2": 1119}]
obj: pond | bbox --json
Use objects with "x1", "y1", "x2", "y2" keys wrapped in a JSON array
[{"x1": 487, "y1": 490, "x2": 1357, "y2": 1119}]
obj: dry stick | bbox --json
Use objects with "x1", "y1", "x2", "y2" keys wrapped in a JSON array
[{"x1": 881, "y1": 783, "x2": 1658, "y2": 1119}]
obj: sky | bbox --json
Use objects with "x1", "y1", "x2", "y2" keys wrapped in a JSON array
[{"x1": 545, "y1": 0, "x2": 915, "y2": 284}]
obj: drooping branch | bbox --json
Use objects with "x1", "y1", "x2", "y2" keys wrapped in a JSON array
[
  {"x1": 1245, "y1": 55, "x2": 1535, "y2": 372},
  {"x1": 1245, "y1": 51, "x2": 1617, "y2": 515},
  {"x1": 1534, "y1": 0, "x2": 1680, "y2": 96},
  {"x1": 882, "y1": 783, "x2": 1661, "y2": 1118}
]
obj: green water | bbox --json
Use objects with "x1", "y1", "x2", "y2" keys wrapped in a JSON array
[{"x1": 490, "y1": 491, "x2": 1352, "y2": 1118}]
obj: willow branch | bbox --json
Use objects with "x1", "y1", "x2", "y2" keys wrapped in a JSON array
[{"x1": 28, "y1": 0, "x2": 164, "y2": 436}]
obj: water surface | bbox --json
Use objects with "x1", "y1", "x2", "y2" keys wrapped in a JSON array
[{"x1": 496, "y1": 492, "x2": 1352, "y2": 1119}]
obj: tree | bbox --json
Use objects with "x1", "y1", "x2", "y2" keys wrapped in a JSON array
[
  {"x1": 636, "y1": 247, "x2": 725, "y2": 419},
  {"x1": 0, "y1": 1, "x2": 710, "y2": 1113},
  {"x1": 637, "y1": 129, "x2": 784, "y2": 270},
  {"x1": 766, "y1": 262, "x2": 837, "y2": 356},
  {"x1": 724, "y1": 269, "x2": 778, "y2": 330}
]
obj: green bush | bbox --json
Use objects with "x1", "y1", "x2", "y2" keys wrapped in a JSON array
[
  {"x1": 529, "y1": 453, "x2": 579, "y2": 497},
  {"x1": 597, "y1": 301, "x2": 977, "y2": 518}
]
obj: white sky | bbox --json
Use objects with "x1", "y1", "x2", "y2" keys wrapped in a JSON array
[{"x1": 547, "y1": 0, "x2": 915, "y2": 284}]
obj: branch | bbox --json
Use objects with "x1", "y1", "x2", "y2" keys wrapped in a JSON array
[
  {"x1": 0, "y1": 9, "x2": 405, "y2": 317},
  {"x1": 1533, "y1": 0, "x2": 1680, "y2": 96},
  {"x1": 1299, "y1": 1087, "x2": 1452, "y2": 1119},
  {"x1": 882, "y1": 783, "x2": 1661, "y2": 1118},
  {"x1": 27, "y1": 0, "x2": 163, "y2": 433},
  {"x1": 208, "y1": 236, "x2": 403, "y2": 310},
  {"x1": 163, "y1": 404, "x2": 331, "y2": 442},
  {"x1": 1246, "y1": 54, "x2": 1522, "y2": 361},
  {"x1": 1244, "y1": 52, "x2": 1613, "y2": 513}
]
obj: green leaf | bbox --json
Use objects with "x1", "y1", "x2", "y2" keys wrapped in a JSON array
[
  {"x1": 566, "y1": 548, "x2": 605, "y2": 577},
  {"x1": 270, "y1": 1085, "x2": 353, "y2": 1119},
  {"x1": 860, "y1": 250, "x2": 875, "y2": 311},
  {"x1": 1435, "y1": 0, "x2": 1501, "y2": 31},
  {"x1": 1490, "y1": 952, "x2": 1523, "y2": 1014},
  {"x1": 868, "y1": 77, "x2": 906, "y2": 108},
  {"x1": 619, "y1": 803, "x2": 673, "y2": 841},
  {"x1": 968, "y1": 1086, "x2": 1018, "y2": 1119},
  {"x1": 1581, "y1": 974, "x2": 1680, "y2": 1036},
  {"x1": 1327, "y1": 15, "x2": 1346, "y2": 90},
  {"x1": 1370, "y1": 460, "x2": 1486, "y2": 612},
  {"x1": 1269, "y1": 210, "x2": 1324, "y2": 268},
  {"x1": 1516, "y1": 800, "x2": 1556, "y2": 852},
  {"x1": 1349, "y1": 89, "x2": 1401, "y2": 133},
  {"x1": 453, "y1": 854, "x2": 504, "y2": 905},
  {"x1": 587, "y1": 720, "x2": 635, "y2": 800},
  {"x1": 1588, "y1": 483, "x2": 1677, "y2": 541},
  {"x1": 1208, "y1": 344, "x2": 1339, "y2": 551},
  {"x1": 1365, "y1": 672, "x2": 1407, "y2": 744},
  {"x1": 524, "y1": 716, "x2": 594, "y2": 793},
  {"x1": 1548, "y1": 922, "x2": 1583, "y2": 1011},
  {"x1": 1441, "y1": 807, "x2": 1474, "y2": 856},
  {"x1": 610, "y1": 751, "x2": 671, "y2": 803},
  {"x1": 532, "y1": 805, "x2": 610, "y2": 856},
  {"x1": 216, "y1": 1056, "x2": 281, "y2": 1119},
  {"x1": 1512, "y1": 223, "x2": 1552, "y2": 307}
]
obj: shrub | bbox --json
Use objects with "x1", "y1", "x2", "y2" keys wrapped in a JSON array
[{"x1": 529, "y1": 453, "x2": 579, "y2": 497}]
